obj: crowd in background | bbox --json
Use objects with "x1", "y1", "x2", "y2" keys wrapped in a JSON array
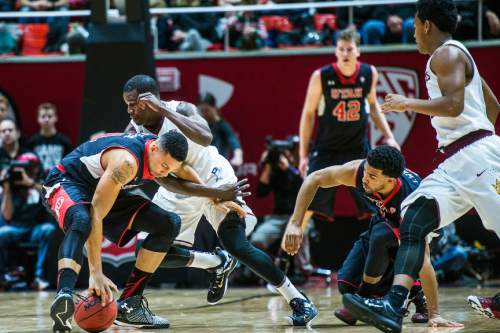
[{"x1": 0, "y1": 0, "x2": 499, "y2": 55}]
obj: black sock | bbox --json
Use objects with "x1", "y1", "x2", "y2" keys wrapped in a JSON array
[
  {"x1": 358, "y1": 282, "x2": 380, "y2": 297},
  {"x1": 386, "y1": 285, "x2": 410, "y2": 310},
  {"x1": 119, "y1": 267, "x2": 152, "y2": 301},
  {"x1": 57, "y1": 268, "x2": 78, "y2": 293}
]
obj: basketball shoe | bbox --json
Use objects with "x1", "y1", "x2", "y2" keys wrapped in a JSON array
[
  {"x1": 115, "y1": 295, "x2": 170, "y2": 328},
  {"x1": 288, "y1": 293, "x2": 318, "y2": 326},
  {"x1": 207, "y1": 247, "x2": 237, "y2": 305},
  {"x1": 467, "y1": 293, "x2": 500, "y2": 319},
  {"x1": 50, "y1": 288, "x2": 75, "y2": 333}
]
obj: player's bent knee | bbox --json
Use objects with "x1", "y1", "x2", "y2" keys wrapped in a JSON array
[
  {"x1": 66, "y1": 205, "x2": 92, "y2": 239},
  {"x1": 142, "y1": 233, "x2": 172, "y2": 253},
  {"x1": 400, "y1": 197, "x2": 439, "y2": 241}
]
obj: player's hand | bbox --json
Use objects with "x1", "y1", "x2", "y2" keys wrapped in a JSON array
[
  {"x1": 137, "y1": 92, "x2": 163, "y2": 113},
  {"x1": 281, "y1": 223, "x2": 303, "y2": 256},
  {"x1": 383, "y1": 137, "x2": 401, "y2": 150},
  {"x1": 88, "y1": 272, "x2": 118, "y2": 306},
  {"x1": 299, "y1": 157, "x2": 309, "y2": 177},
  {"x1": 428, "y1": 314, "x2": 464, "y2": 328},
  {"x1": 381, "y1": 94, "x2": 408, "y2": 113},
  {"x1": 214, "y1": 178, "x2": 250, "y2": 202},
  {"x1": 215, "y1": 200, "x2": 246, "y2": 218}
]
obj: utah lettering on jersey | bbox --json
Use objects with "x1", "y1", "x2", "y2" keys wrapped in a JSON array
[{"x1": 330, "y1": 88, "x2": 363, "y2": 100}]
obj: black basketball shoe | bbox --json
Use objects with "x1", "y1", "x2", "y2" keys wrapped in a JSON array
[
  {"x1": 114, "y1": 295, "x2": 170, "y2": 329},
  {"x1": 207, "y1": 247, "x2": 237, "y2": 305},
  {"x1": 288, "y1": 293, "x2": 318, "y2": 326},
  {"x1": 343, "y1": 293, "x2": 404, "y2": 333},
  {"x1": 50, "y1": 288, "x2": 75, "y2": 333}
]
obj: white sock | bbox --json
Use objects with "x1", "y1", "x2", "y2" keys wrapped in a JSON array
[
  {"x1": 188, "y1": 251, "x2": 222, "y2": 270},
  {"x1": 275, "y1": 277, "x2": 306, "y2": 303}
]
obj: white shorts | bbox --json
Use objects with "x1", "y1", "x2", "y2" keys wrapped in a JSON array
[
  {"x1": 401, "y1": 135, "x2": 500, "y2": 237},
  {"x1": 152, "y1": 158, "x2": 257, "y2": 247}
]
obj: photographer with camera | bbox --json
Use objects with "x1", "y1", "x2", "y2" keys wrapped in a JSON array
[
  {"x1": 0, "y1": 118, "x2": 55, "y2": 291},
  {"x1": 250, "y1": 135, "x2": 312, "y2": 283}
]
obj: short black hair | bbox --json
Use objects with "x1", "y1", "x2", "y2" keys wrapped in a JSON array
[
  {"x1": 123, "y1": 74, "x2": 160, "y2": 96},
  {"x1": 366, "y1": 146, "x2": 405, "y2": 178},
  {"x1": 198, "y1": 92, "x2": 217, "y2": 107},
  {"x1": 158, "y1": 130, "x2": 188, "y2": 162},
  {"x1": 416, "y1": 0, "x2": 458, "y2": 34}
]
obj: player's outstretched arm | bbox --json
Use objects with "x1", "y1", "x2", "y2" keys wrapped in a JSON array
[
  {"x1": 87, "y1": 149, "x2": 137, "y2": 305},
  {"x1": 382, "y1": 46, "x2": 468, "y2": 118},
  {"x1": 155, "y1": 176, "x2": 250, "y2": 202},
  {"x1": 419, "y1": 243, "x2": 464, "y2": 328},
  {"x1": 282, "y1": 160, "x2": 360, "y2": 255},
  {"x1": 139, "y1": 93, "x2": 213, "y2": 146},
  {"x1": 481, "y1": 77, "x2": 500, "y2": 126},
  {"x1": 299, "y1": 70, "x2": 321, "y2": 177},
  {"x1": 367, "y1": 66, "x2": 400, "y2": 150}
]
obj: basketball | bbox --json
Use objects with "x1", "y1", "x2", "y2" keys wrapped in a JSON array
[{"x1": 74, "y1": 290, "x2": 117, "y2": 333}]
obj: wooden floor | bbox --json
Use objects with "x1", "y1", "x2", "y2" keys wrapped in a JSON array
[{"x1": 0, "y1": 287, "x2": 498, "y2": 333}]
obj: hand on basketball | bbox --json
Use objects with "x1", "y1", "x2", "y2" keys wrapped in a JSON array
[
  {"x1": 428, "y1": 314, "x2": 464, "y2": 328},
  {"x1": 88, "y1": 272, "x2": 118, "y2": 306},
  {"x1": 214, "y1": 178, "x2": 250, "y2": 202},
  {"x1": 215, "y1": 200, "x2": 246, "y2": 218},
  {"x1": 281, "y1": 223, "x2": 303, "y2": 256},
  {"x1": 381, "y1": 94, "x2": 408, "y2": 113},
  {"x1": 137, "y1": 92, "x2": 163, "y2": 113}
]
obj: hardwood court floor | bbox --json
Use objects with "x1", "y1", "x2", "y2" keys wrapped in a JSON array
[{"x1": 0, "y1": 287, "x2": 498, "y2": 333}]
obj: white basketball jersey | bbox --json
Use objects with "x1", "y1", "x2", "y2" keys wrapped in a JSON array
[
  {"x1": 425, "y1": 40, "x2": 494, "y2": 147},
  {"x1": 130, "y1": 100, "x2": 226, "y2": 182}
]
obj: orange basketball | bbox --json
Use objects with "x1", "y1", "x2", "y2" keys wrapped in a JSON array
[{"x1": 74, "y1": 290, "x2": 117, "y2": 333}]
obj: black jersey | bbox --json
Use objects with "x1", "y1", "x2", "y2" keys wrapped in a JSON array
[
  {"x1": 314, "y1": 62, "x2": 373, "y2": 152},
  {"x1": 355, "y1": 160, "x2": 421, "y2": 228},
  {"x1": 51, "y1": 133, "x2": 157, "y2": 189}
]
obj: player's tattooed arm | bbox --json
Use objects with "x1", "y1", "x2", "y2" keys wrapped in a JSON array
[
  {"x1": 110, "y1": 158, "x2": 135, "y2": 185},
  {"x1": 86, "y1": 149, "x2": 137, "y2": 303},
  {"x1": 481, "y1": 77, "x2": 500, "y2": 126}
]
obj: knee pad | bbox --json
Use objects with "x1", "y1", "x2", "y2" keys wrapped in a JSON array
[
  {"x1": 142, "y1": 233, "x2": 172, "y2": 253},
  {"x1": 400, "y1": 197, "x2": 439, "y2": 242},
  {"x1": 65, "y1": 205, "x2": 92, "y2": 238},
  {"x1": 218, "y1": 212, "x2": 248, "y2": 256},
  {"x1": 58, "y1": 205, "x2": 91, "y2": 265},
  {"x1": 370, "y1": 223, "x2": 398, "y2": 249},
  {"x1": 338, "y1": 280, "x2": 358, "y2": 295}
]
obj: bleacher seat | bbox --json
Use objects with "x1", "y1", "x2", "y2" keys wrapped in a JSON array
[
  {"x1": 314, "y1": 14, "x2": 337, "y2": 32},
  {"x1": 20, "y1": 23, "x2": 49, "y2": 55},
  {"x1": 260, "y1": 16, "x2": 294, "y2": 33}
]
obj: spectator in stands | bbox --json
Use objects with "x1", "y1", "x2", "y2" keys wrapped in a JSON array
[
  {"x1": 251, "y1": 135, "x2": 312, "y2": 281},
  {"x1": 0, "y1": 118, "x2": 55, "y2": 291},
  {"x1": 0, "y1": 1, "x2": 14, "y2": 11},
  {"x1": 0, "y1": 94, "x2": 17, "y2": 141},
  {"x1": 28, "y1": 102, "x2": 71, "y2": 174},
  {"x1": 360, "y1": 4, "x2": 415, "y2": 44},
  {"x1": 484, "y1": 0, "x2": 500, "y2": 39},
  {"x1": 198, "y1": 93, "x2": 243, "y2": 167},
  {"x1": 19, "y1": 0, "x2": 70, "y2": 52}
]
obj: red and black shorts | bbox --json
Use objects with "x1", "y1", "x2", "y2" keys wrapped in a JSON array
[{"x1": 43, "y1": 171, "x2": 150, "y2": 247}]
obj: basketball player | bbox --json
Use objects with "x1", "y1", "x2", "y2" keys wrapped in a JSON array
[
  {"x1": 44, "y1": 132, "x2": 190, "y2": 332},
  {"x1": 282, "y1": 146, "x2": 438, "y2": 325},
  {"x1": 342, "y1": 1, "x2": 499, "y2": 332},
  {"x1": 122, "y1": 75, "x2": 318, "y2": 326},
  {"x1": 299, "y1": 28, "x2": 399, "y2": 224}
]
